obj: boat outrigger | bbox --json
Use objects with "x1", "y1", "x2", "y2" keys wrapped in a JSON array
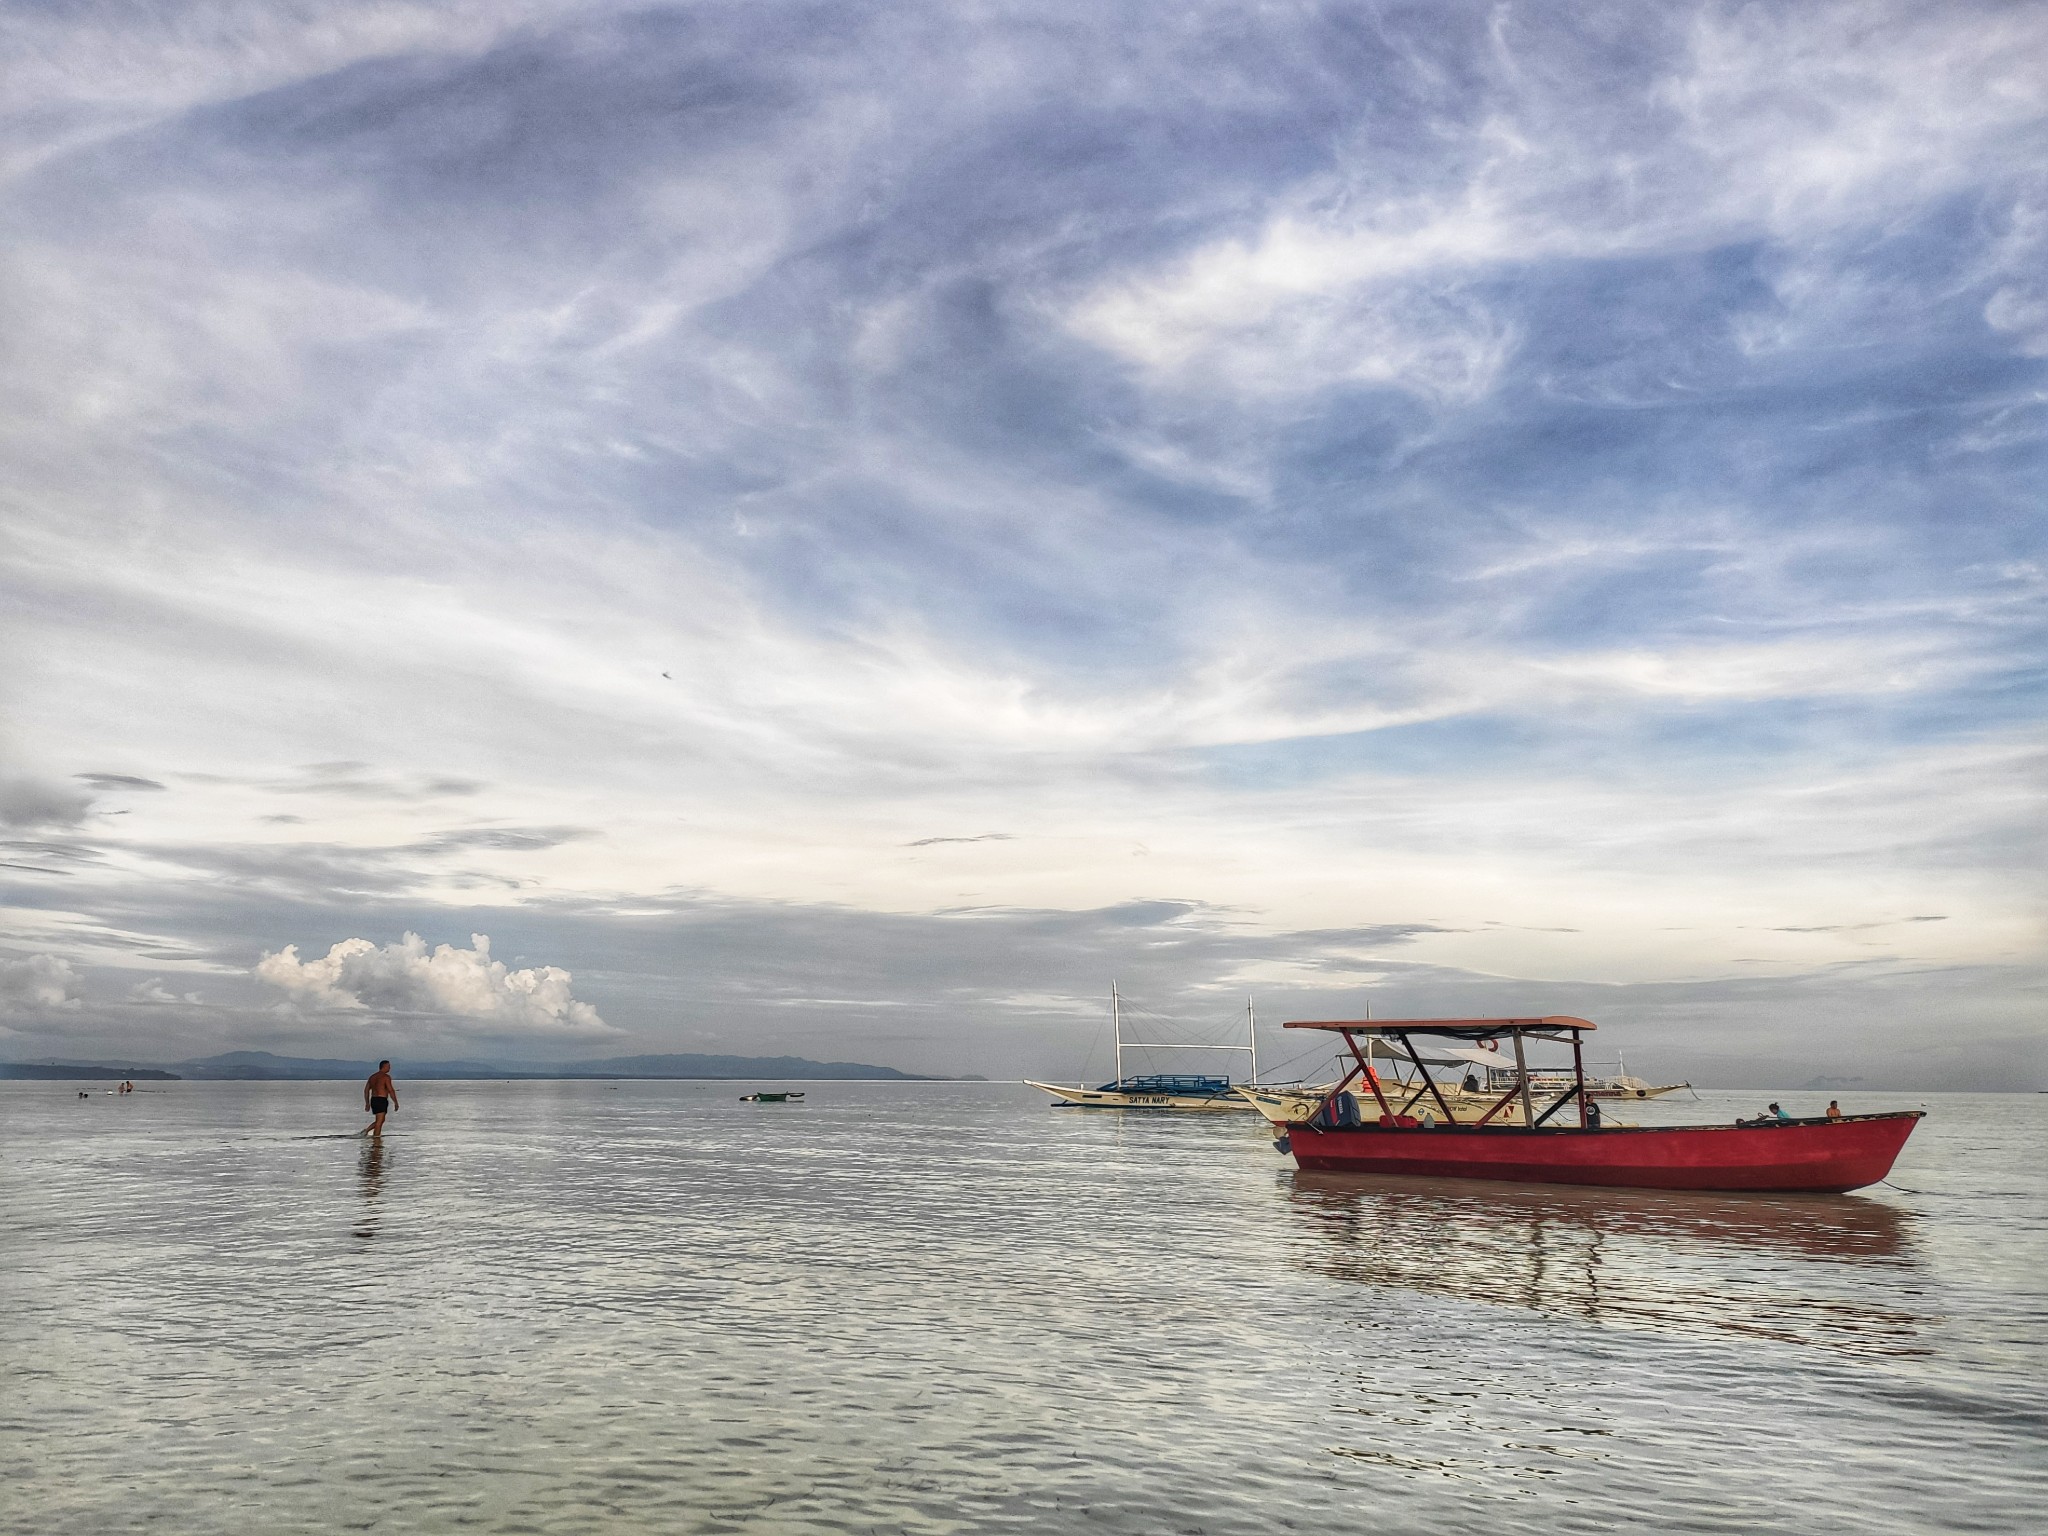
[
  {"x1": 1274, "y1": 1016, "x2": 1921, "y2": 1193},
  {"x1": 1027, "y1": 987, "x2": 1260, "y2": 1112}
]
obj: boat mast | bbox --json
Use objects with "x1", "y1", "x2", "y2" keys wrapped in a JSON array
[
  {"x1": 1104, "y1": 987, "x2": 1259, "y2": 1087},
  {"x1": 1512, "y1": 1030, "x2": 1536, "y2": 1127},
  {"x1": 1113, "y1": 981, "x2": 1122, "y2": 1085},
  {"x1": 1247, "y1": 994, "x2": 1258, "y2": 1085}
]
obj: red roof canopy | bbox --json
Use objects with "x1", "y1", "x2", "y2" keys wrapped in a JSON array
[{"x1": 1282, "y1": 1016, "x2": 1595, "y2": 1034}]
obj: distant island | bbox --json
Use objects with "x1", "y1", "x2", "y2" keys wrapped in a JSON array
[
  {"x1": 2, "y1": 1049, "x2": 968, "y2": 1083},
  {"x1": 0, "y1": 1063, "x2": 181, "y2": 1081},
  {"x1": 555, "y1": 1052, "x2": 959, "y2": 1081}
]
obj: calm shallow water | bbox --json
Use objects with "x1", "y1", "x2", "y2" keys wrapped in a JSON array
[{"x1": 3, "y1": 1081, "x2": 2044, "y2": 1534}]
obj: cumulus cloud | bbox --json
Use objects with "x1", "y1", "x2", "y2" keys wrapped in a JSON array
[
  {"x1": 0, "y1": 953, "x2": 83, "y2": 1012},
  {"x1": 255, "y1": 933, "x2": 612, "y2": 1035}
]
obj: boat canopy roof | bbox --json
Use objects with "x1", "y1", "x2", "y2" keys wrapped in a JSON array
[
  {"x1": 1351, "y1": 1038, "x2": 1512, "y2": 1068},
  {"x1": 1443, "y1": 1044, "x2": 1519, "y2": 1070},
  {"x1": 1282, "y1": 1016, "x2": 1595, "y2": 1039}
]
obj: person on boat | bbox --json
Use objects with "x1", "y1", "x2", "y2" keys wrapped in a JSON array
[
  {"x1": 1768, "y1": 1102, "x2": 1790, "y2": 1121},
  {"x1": 1585, "y1": 1099, "x2": 1602, "y2": 1128},
  {"x1": 362, "y1": 1061, "x2": 398, "y2": 1137},
  {"x1": 1461, "y1": 1070, "x2": 1480, "y2": 1093},
  {"x1": 1826, "y1": 1100, "x2": 1843, "y2": 1119}
]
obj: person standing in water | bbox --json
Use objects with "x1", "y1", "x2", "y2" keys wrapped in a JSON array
[{"x1": 363, "y1": 1061, "x2": 398, "y2": 1137}]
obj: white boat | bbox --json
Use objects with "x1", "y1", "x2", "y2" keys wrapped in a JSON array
[
  {"x1": 1028, "y1": 988, "x2": 1261, "y2": 1112},
  {"x1": 1491, "y1": 1052, "x2": 1688, "y2": 1101},
  {"x1": 1239, "y1": 1036, "x2": 1643, "y2": 1127},
  {"x1": 1237, "y1": 1037, "x2": 1514, "y2": 1125},
  {"x1": 1027, "y1": 1072, "x2": 1257, "y2": 1111},
  {"x1": 1239, "y1": 1081, "x2": 1531, "y2": 1127}
]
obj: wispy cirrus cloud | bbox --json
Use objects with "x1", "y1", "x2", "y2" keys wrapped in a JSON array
[{"x1": 1065, "y1": 1, "x2": 2048, "y2": 401}]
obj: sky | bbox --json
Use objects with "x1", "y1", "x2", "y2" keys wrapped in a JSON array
[{"x1": 1, "y1": 0, "x2": 2043, "y2": 1088}]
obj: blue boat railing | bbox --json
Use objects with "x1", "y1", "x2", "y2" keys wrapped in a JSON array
[{"x1": 1093, "y1": 1075, "x2": 1235, "y2": 1095}]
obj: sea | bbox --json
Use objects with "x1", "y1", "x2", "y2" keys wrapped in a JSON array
[{"x1": 3, "y1": 1081, "x2": 2044, "y2": 1534}]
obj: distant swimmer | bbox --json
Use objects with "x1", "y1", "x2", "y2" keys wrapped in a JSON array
[{"x1": 362, "y1": 1060, "x2": 399, "y2": 1137}]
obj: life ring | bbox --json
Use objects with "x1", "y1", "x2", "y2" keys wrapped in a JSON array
[{"x1": 1478, "y1": 1037, "x2": 1499, "y2": 1053}]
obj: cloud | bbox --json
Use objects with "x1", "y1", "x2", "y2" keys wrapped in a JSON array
[
  {"x1": 1064, "y1": 0, "x2": 2048, "y2": 401},
  {"x1": 76, "y1": 773, "x2": 166, "y2": 792},
  {"x1": 0, "y1": 953, "x2": 83, "y2": 1012},
  {"x1": 905, "y1": 833, "x2": 1015, "y2": 847},
  {"x1": 254, "y1": 932, "x2": 612, "y2": 1035},
  {"x1": 0, "y1": 779, "x2": 94, "y2": 830},
  {"x1": 1987, "y1": 284, "x2": 2048, "y2": 357},
  {"x1": 413, "y1": 826, "x2": 598, "y2": 854},
  {"x1": 269, "y1": 765, "x2": 486, "y2": 801},
  {"x1": 0, "y1": 837, "x2": 103, "y2": 876},
  {"x1": 127, "y1": 977, "x2": 203, "y2": 1006},
  {"x1": 1065, "y1": 202, "x2": 1529, "y2": 402}
]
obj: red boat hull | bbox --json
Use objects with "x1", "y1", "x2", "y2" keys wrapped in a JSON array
[{"x1": 1285, "y1": 1112, "x2": 1922, "y2": 1193}]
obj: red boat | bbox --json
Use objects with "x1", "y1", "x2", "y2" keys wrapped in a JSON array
[{"x1": 1276, "y1": 1017, "x2": 1922, "y2": 1194}]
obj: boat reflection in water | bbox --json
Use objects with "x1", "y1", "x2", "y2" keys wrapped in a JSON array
[{"x1": 1285, "y1": 1170, "x2": 1924, "y2": 1358}]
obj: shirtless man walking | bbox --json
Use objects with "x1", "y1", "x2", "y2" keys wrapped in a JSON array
[{"x1": 362, "y1": 1060, "x2": 398, "y2": 1137}]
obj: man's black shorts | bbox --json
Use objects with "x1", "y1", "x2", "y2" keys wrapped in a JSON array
[{"x1": 370, "y1": 1096, "x2": 390, "y2": 1114}]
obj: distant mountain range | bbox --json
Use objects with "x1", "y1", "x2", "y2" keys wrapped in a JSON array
[{"x1": 2, "y1": 1049, "x2": 962, "y2": 1082}]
